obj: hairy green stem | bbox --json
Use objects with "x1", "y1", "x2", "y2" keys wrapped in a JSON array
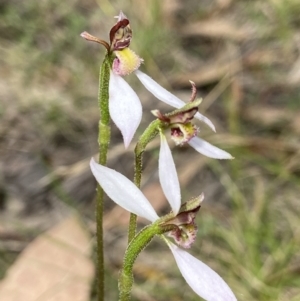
[
  {"x1": 96, "y1": 54, "x2": 112, "y2": 301},
  {"x1": 127, "y1": 213, "x2": 137, "y2": 244},
  {"x1": 127, "y1": 120, "x2": 162, "y2": 243},
  {"x1": 119, "y1": 223, "x2": 163, "y2": 301}
]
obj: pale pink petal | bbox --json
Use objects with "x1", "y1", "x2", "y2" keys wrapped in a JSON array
[
  {"x1": 135, "y1": 70, "x2": 184, "y2": 108},
  {"x1": 194, "y1": 112, "x2": 216, "y2": 132},
  {"x1": 188, "y1": 136, "x2": 233, "y2": 159},
  {"x1": 159, "y1": 133, "x2": 181, "y2": 215},
  {"x1": 168, "y1": 242, "x2": 237, "y2": 301},
  {"x1": 90, "y1": 158, "x2": 159, "y2": 222},
  {"x1": 135, "y1": 70, "x2": 215, "y2": 132},
  {"x1": 109, "y1": 71, "x2": 142, "y2": 148}
]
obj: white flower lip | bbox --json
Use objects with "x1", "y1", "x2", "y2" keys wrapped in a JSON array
[
  {"x1": 188, "y1": 136, "x2": 233, "y2": 159},
  {"x1": 134, "y1": 70, "x2": 216, "y2": 132},
  {"x1": 159, "y1": 133, "x2": 181, "y2": 216},
  {"x1": 109, "y1": 71, "x2": 142, "y2": 148},
  {"x1": 90, "y1": 158, "x2": 159, "y2": 222},
  {"x1": 167, "y1": 241, "x2": 237, "y2": 301}
]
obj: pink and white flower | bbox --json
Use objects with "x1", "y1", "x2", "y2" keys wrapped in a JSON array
[
  {"x1": 90, "y1": 136, "x2": 237, "y2": 301},
  {"x1": 135, "y1": 70, "x2": 233, "y2": 159},
  {"x1": 81, "y1": 11, "x2": 143, "y2": 148},
  {"x1": 82, "y1": 12, "x2": 233, "y2": 159}
]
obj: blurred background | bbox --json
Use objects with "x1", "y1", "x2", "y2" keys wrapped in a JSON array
[{"x1": 1, "y1": 0, "x2": 300, "y2": 300}]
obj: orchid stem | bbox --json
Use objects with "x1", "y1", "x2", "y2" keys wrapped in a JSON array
[
  {"x1": 119, "y1": 223, "x2": 164, "y2": 301},
  {"x1": 127, "y1": 120, "x2": 162, "y2": 243},
  {"x1": 96, "y1": 54, "x2": 112, "y2": 301}
]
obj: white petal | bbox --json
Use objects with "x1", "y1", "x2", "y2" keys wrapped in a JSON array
[
  {"x1": 135, "y1": 70, "x2": 185, "y2": 108},
  {"x1": 188, "y1": 136, "x2": 233, "y2": 159},
  {"x1": 135, "y1": 70, "x2": 216, "y2": 132},
  {"x1": 194, "y1": 112, "x2": 216, "y2": 132},
  {"x1": 90, "y1": 158, "x2": 159, "y2": 222},
  {"x1": 159, "y1": 133, "x2": 181, "y2": 215},
  {"x1": 168, "y1": 242, "x2": 237, "y2": 301},
  {"x1": 109, "y1": 71, "x2": 142, "y2": 148}
]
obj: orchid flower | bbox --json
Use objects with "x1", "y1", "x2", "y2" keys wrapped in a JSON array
[
  {"x1": 82, "y1": 12, "x2": 233, "y2": 156},
  {"x1": 81, "y1": 12, "x2": 231, "y2": 153},
  {"x1": 137, "y1": 71, "x2": 233, "y2": 160},
  {"x1": 81, "y1": 11, "x2": 143, "y2": 148},
  {"x1": 90, "y1": 137, "x2": 237, "y2": 301}
]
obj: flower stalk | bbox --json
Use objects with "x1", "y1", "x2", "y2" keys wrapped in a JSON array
[
  {"x1": 128, "y1": 119, "x2": 163, "y2": 242},
  {"x1": 119, "y1": 222, "x2": 175, "y2": 301},
  {"x1": 96, "y1": 54, "x2": 112, "y2": 301}
]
